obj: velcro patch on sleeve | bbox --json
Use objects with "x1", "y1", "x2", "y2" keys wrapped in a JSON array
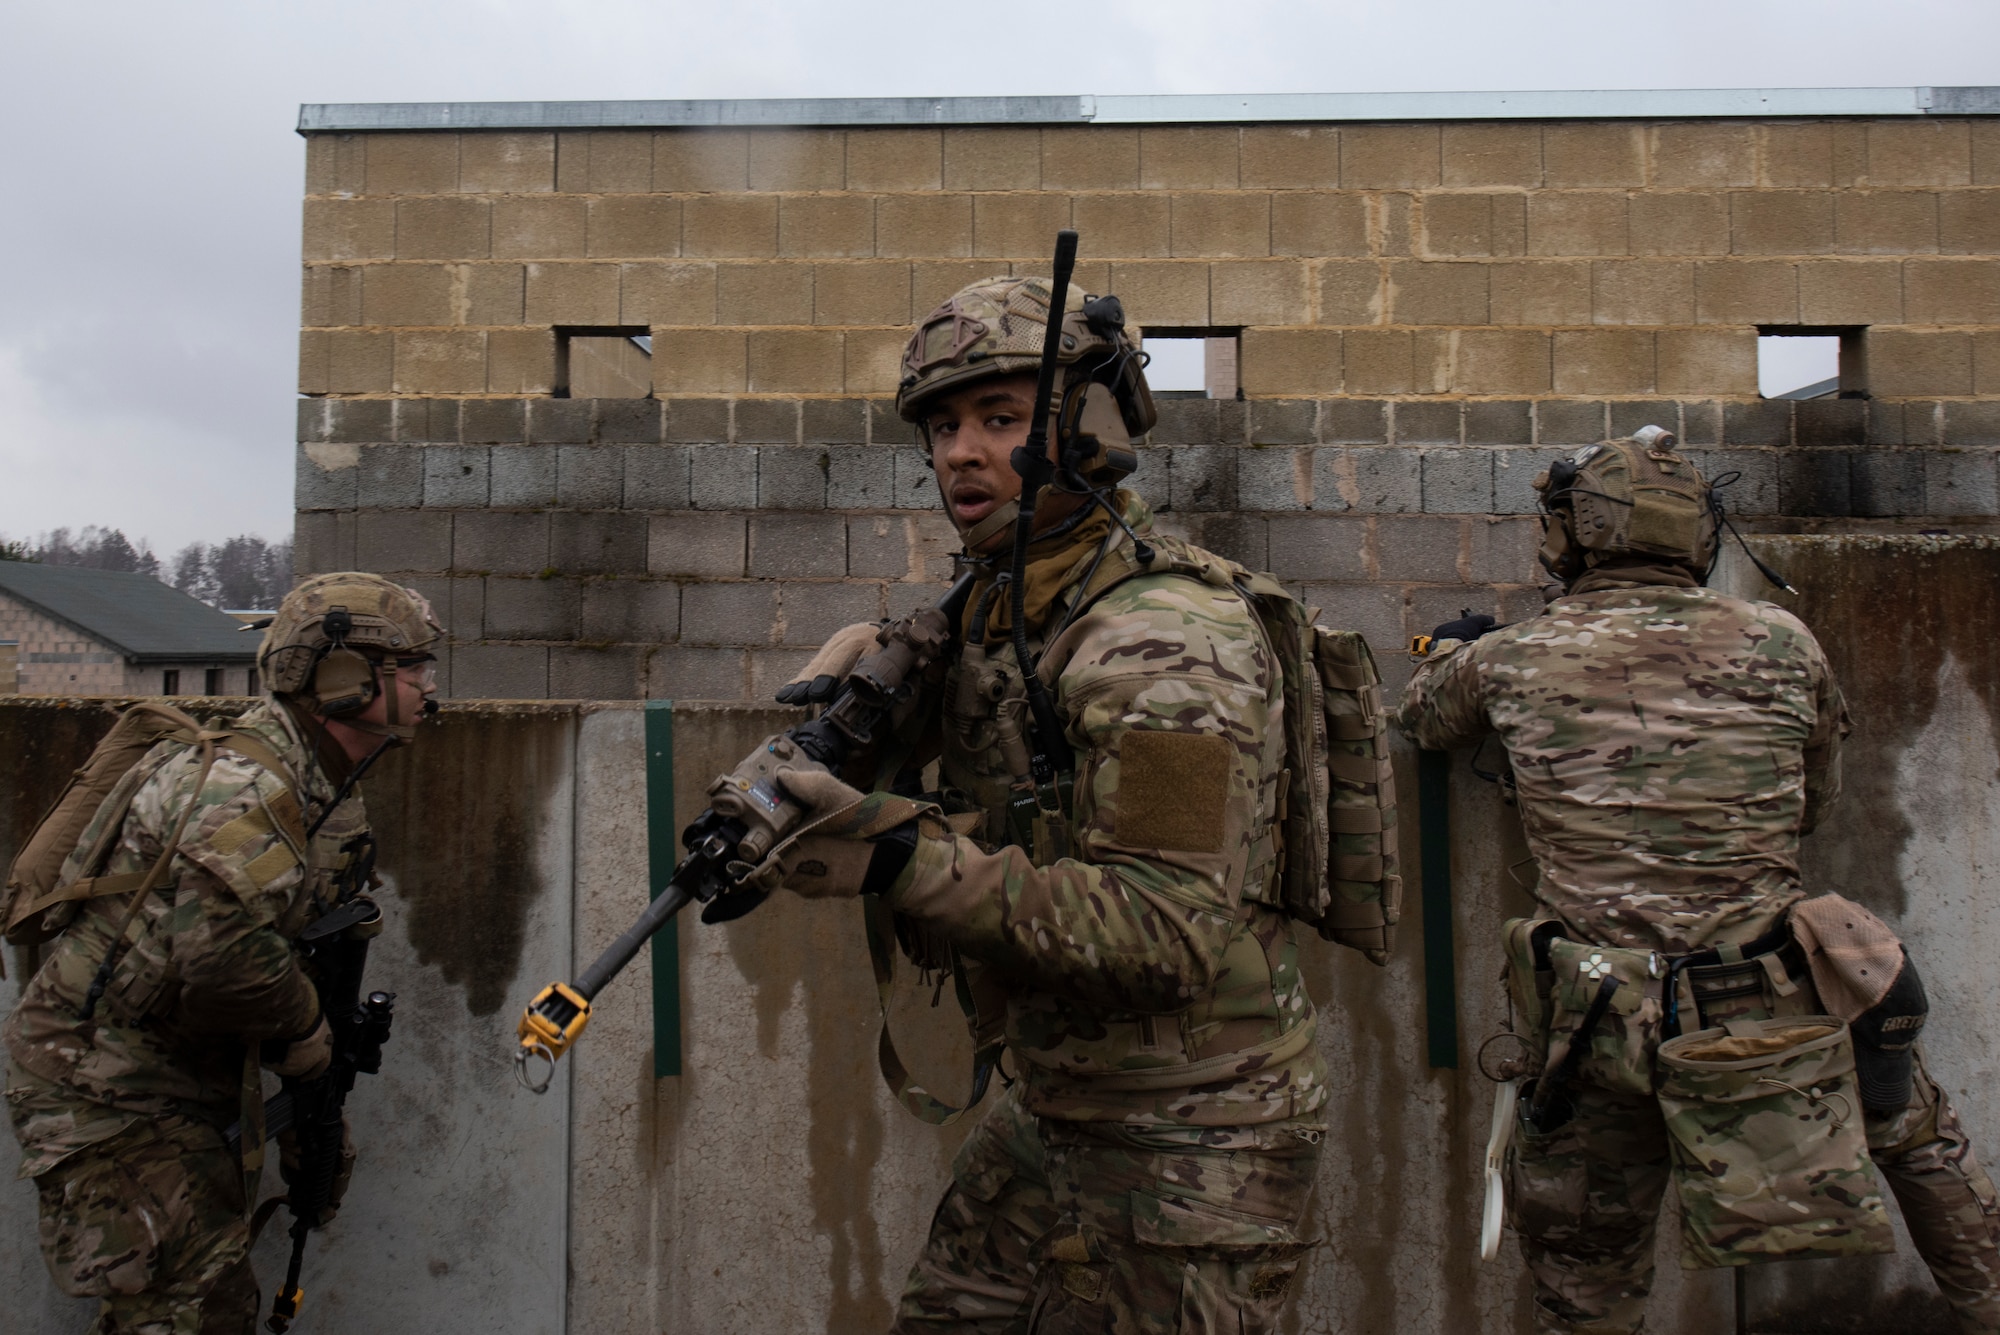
[
  {"x1": 210, "y1": 806, "x2": 274, "y2": 857},
  {"x1": 243, "y1": 842, "x2": 301, "y2": 890},
  {"x1": 1114, "y1": 729, "x2": 1231, "y2": 854},
  {"x1": 263, "y1": 790, "x2": 307, "y2": 851}
]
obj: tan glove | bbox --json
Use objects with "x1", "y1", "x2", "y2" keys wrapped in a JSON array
[
  {"x1": 269, "y1": 1015, "x2": 332, "y2": 1080},
  {"x1": 278, "y1": 1115, "x2": 358, "y2": 1228},
  {"x1": 742, "y1": 766, "x2": 934, "y2": 899},
  {"x1": 775, "y1": 622, "x2": 883, "y2": 706}
]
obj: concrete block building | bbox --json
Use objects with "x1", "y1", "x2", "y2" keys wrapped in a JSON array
[
  {"x1": 0, "y1": 562, "x2": 257, "y2": 696},
  {"x1": 292, "y1": 88, "x2": 2000, "y2": 699}
]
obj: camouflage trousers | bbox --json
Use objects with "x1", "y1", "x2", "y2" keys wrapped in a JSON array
[
  {"x1": 20, "y1": 1112, "x2": 258, "y2": 1334},
  {"x1": 1514, "y1": 1050, "x2": 2000, "y2": 1334},
  {"x1": 893, "y1": 1087, "x2": 1323, "y2": 1334}
]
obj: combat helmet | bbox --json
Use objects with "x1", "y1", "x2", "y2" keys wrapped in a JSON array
[
  {"x1": 897, "y1": 275, "x2": 1157, "y2": 543},
  {"x1": 1533, "y1": 426, "x2": 1720, "y2": 584},
  {"x1": 259, "y1": 572, "x2": 444, "y2": 738}
]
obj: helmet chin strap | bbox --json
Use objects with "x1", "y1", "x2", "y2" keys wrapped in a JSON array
[
  {"x1": 960, "y1": 500, "x2": 1020, "y2": 552},
  {"x1": 952, "y1": 490, "x2": 1102, "y2": 558}
]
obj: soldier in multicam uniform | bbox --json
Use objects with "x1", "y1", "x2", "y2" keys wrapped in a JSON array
[
  {"x1": 1396, "y1": 430, "x2": 2000, "y2": 1334},
  {"x1": 5, "y1": 573, "x2": 441, "y2": 1335},
  {"x1": 755, "y1": 275, "x2": 1329, "y2": 1332}
]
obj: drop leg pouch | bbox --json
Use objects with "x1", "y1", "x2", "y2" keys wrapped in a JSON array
[{"x1": 1656, "y1": 1016, "x2": 1895, "y2": 1268}]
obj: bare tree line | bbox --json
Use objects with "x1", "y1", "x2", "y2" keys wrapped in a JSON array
[{"x1": 0, "y1": 527, "x2": 292, "y2": 611}]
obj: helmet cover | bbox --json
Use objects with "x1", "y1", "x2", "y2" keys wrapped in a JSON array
[
  {"x1": 897, "y1": 276, "x2": 1107, "y2": 418},
  {"x1": 897, "y1": 275, "x2": 1158, "y2": 537},
  {"x1": 1533, "y1": 426, "x2": 1718, "y2": 582},
  {"x1": 260, "y1": 572, "x2": 444, "y2": 703}
]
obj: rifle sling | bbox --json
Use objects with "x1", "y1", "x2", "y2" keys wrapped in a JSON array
[
  {"x1": 862, "y1": 894, "x2": 1000, "y2": 1127},
  {"x1": 226, "y1": 1087, "x2": 296, "y2": 1153}
]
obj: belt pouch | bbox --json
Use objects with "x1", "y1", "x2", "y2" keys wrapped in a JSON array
[
  {"x1": 1545, "y1": 939, "x2": 1660, "y2": 1098},
  {"x1": 1500, "y1": 917, "x2": 1561, "y2": 1053},
  {"x1": 1656, "y1": 1016, "x2": 1894, "y2": 1269}
]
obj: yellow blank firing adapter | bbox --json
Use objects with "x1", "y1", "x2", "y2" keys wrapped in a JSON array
[
  {"x1": 1409, "y1": 634, "x2": 1436, "y2": 658},
  {"x1": 516, "y1": 982, "x2": 591, "y2": 1094},
  {"x1": 267, "y1": 1284, "x2": 304, "y2": 1331}
]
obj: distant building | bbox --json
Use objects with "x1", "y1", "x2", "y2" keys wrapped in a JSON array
[{"x1": 0, "y1": 563, "x2": 259, "y2": 696}]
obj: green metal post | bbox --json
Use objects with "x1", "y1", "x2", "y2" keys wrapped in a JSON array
[
  {"x1": 645, "y1": 701, "x2": 682, "y2": 1078},
  {"x1": 1418, "y1": 748, "x2": 1459, "y2": 1068}
]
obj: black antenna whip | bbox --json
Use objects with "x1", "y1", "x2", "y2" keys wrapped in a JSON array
[{"x1": 1007, "y1": 230, "x2": 1080, "y2": 776}]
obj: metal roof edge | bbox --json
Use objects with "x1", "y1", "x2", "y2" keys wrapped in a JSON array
[
  {"x1": 298, "y1": 96, "x2": 1089, "y2": 133},
  {"x1": 296, "y1": 86, "x2": 2000, "y2": 133},
  {"x1": 1091, "y1": 87, "x2": 1931, "y2": 122},
  {"x1": 1932, "y1": 86, "x2": 2000, "y2": 115}
]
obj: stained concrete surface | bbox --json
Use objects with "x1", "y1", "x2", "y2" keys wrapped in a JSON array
[
  {"x1": 1718, "y1": 535, "x2": 2000, "y2": 1332},
  {"x1": 3, "y1": 539, "x2": 1997, "y2": 1334}
]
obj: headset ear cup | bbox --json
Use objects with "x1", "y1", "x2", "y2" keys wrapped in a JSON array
[
  {"x1": 313, "y1": 648, "x2": 378, "y2": 717},
  {"x1": 1537, "y1": 513, "x2": 1581, "y2": 581}
]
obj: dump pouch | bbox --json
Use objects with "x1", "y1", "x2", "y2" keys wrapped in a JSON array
[
  {"x1": 1544, "y1": 938, "x2": 1663, "y2": 1098},
  {"x1": 1656, "y1": 1016, "x2": 1894, "y2": 1268}
]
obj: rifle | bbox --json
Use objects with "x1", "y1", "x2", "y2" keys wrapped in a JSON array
[
  {"x1": 227, "y1": 886, "x2": 397, "y2": 1332},
  {"x1": 514, "y1": 571, "x2": 977, "y2": 1093}
]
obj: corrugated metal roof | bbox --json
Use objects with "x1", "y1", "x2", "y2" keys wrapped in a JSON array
[
  {"x1": 0, "y1": 563, "x2": 257, "y2": 663},
  {"x1": 298, "y1": 87, "x2": 2000, "y2": 133}
]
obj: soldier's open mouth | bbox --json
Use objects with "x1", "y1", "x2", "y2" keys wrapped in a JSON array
[{"x1": 951, "y1": 486, "x2": 996, "y2": 525}]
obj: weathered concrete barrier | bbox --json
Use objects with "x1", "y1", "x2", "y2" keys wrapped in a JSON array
[{"x1": 4, "y1": 534, "x2": 1995, "y2": 1333}]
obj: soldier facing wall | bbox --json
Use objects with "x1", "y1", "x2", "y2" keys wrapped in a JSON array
[{"x1": 292, "y1": 91, "x2": 2000, "y2": 699}]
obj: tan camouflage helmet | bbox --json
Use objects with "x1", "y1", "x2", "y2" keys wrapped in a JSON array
[
  {"x1": 896, "y1": 275, "x2": 1157, "y2": 474},
  {"x1": 1534, "y1": 425, "x2": 1720, "y2": 581},
  {"x1": 259, "y1": 572, "x2": 444, "y2": 713}
]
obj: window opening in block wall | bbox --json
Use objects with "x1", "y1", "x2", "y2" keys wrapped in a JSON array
[
  {"x1": 162, "y1": 669, "x2": 180, "y2": 695},
  {"x1": 1140, "y1": 329, "x2": 1242, "y2": 400},
  {"x1": 1759, "y1": 327, "x2": 1865, "y2": 400},
  {"x1": 204, "y1": 668, "x2": 224, "y2": 696},
  {"x1": 556, "y1": 327, "x2": 653, "y2": 399}
]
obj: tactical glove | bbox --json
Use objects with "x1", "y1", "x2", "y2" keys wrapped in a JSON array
[
  {"x1": 738, "y1": 766, "x2": 933, "y2": 899},
  {"x1": 775, "y1": 622, "x2": 883, "y2": 706},
  {"x1": 268, "y1": 1015, "x2": 332, "y2": 1080},
  {"x1": 1429, "y1": 612, "x2": 1499, "y2": 645}
]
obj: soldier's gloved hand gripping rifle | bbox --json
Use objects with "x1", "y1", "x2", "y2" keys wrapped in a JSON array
[
  {"x1": 513, "y1": 230, "x2": 1085, "y2": 1094},
  {"x1": 511, "y1": 577, "x2": 971, "y2": 1092}
]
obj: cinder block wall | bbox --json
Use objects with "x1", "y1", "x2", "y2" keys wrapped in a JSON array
[
  {"x1": 295, "y1": 118, "x2": 2000, "y2": 698},
  {"x1": 0, "y1": 596, "x2": 124, "y2": 694}
]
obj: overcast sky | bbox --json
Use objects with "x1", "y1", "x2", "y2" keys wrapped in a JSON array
[{"x1": 1, "y1": 0, "x2": 1995, "y2": 556}]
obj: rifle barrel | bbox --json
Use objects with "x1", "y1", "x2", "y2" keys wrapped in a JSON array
[
  {"x1": 576, "y1": 880, "x2": 694, "y2": 1000},
  {"x1": 514, "y1": 566, "x2": 981, "y2": 1083}
]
